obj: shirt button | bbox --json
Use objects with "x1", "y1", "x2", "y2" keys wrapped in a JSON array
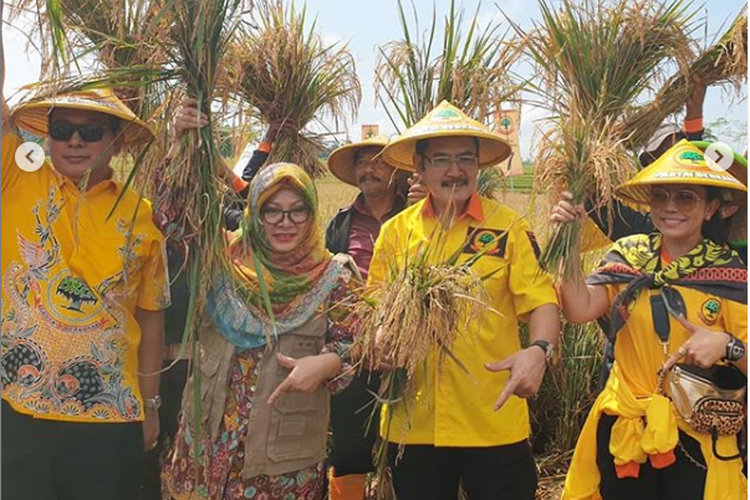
[{"x1": 250, "y1": 385, "x2": 256, "y2": 392}]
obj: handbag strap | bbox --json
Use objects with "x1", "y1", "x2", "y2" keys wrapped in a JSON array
[{"x1": 650, "y1": 290, "x2": 671, "y2": 356}]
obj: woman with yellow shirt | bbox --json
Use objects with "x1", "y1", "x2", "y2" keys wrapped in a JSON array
[{"x1": 552, "y1": 140, "x2": 747, "y2": 500}]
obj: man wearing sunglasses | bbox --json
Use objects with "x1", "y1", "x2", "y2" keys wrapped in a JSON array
[{"x1": 1, "y1": 12, "x2": 170, "y2": 499}]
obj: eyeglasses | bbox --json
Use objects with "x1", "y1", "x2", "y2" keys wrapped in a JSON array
[
  {"x1": 49, "y1": 120, "x2": 109, "y2": 142},
  {"x1": 648, "y1": 187, "x2": 704, "y2": 211},
  {"x1": 260, "y1": 207, "x2": 311, "y2": 226},
  {"x1": 424, "y1": 155, "x2": 478, "y2": 170}
]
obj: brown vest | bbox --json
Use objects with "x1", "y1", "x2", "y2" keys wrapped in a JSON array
[{"x1": 182, "y1": 312, "x2": 330, "y2": 478}]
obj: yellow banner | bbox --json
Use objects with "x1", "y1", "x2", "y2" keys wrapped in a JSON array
[{"x1": 494, "y1": 109, "x2": 524, "y2": 176}]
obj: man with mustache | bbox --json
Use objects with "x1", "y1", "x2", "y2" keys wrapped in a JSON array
[
  {"x1": 324, "y1": 135, "x2": 408, "y2": 500},
  {"x1": 368, "y1": 101, "x2": 560, "y2": 500}
]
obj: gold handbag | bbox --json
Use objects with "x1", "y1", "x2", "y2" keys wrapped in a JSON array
[{"x1": 660, "y1": 363, "x2": 746, "y2": 461}]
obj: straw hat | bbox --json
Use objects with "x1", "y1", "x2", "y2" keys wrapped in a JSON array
[
  {"x1": 616, "y1": 139, "x2": 747, "y2": 208},
  {"x1": 12, "y1": 88, "x2": 153, "y2": 146},
  {"x1": 327, "y1": 135, "x2": 391, "y2": 186},
  {"x1": 379, "y1": 100, "x2": 511, "y2": 171}
]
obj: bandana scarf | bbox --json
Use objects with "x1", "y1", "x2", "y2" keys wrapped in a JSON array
[
  {"x1": 207, "y1": 163, "x2": 347, "y2": 349},
  {"x1": 587, "y1": 233, "x2": 747, "y2": 343}
]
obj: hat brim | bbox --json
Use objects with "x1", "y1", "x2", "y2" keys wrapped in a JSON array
[
  {"x1": 616, "y1": 176, "x2": 748, "y2": 209},
  {"x1": 327, "y1": 140, "x2": 391, "y2": 187},
  {"x1": 380, "y1": 130, "x2": 511, "y2": 171},
  {"x1": 13, "y1": 100, "x2": 154, "y2": 146},
  {"x1": 691, "y1": 141, "x2": 748, "y2": 187}
]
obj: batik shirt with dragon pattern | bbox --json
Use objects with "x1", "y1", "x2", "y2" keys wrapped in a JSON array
[{"x1": 1, "y1": 132, "x2": 170, "y2": 423}]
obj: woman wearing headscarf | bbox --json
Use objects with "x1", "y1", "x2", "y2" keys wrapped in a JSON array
[
  {"x1": 552, "y1": 140, "x2": 747, "y2": 500},
  {"x1": 162, "y1": 163, "x2": 359, "y2": 500}
]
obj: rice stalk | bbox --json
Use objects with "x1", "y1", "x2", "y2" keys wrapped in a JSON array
[
  {"x1": 623, "y1": 7, "x2": 748, "y2": 149},
  {"x1": 229, "y1": 0, "x2": 361, "y2": 176},
  {"x1": 355, "y1": 226, "x2": 501, "y2": 499},
  {"x1": 477, "y1": 167, "x2": 504, "y2": 198},
  {"x1": 518, "y1": 0, "x2": 696, "y2": 279},
  {"x1": 156, "y1": 0, "x2": 248, "y2": 457}
]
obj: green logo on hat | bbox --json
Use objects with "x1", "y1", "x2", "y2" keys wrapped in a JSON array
[
  {"x1": 678, "y1": 151, "x2": 704, "y2": 164},
  {"x1": 432, "y1": 108, "x2": 461, "y2": 122}
]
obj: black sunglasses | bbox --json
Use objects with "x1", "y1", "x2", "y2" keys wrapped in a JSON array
[{"x1": 49, "y1": 120, "x2": 109, "y2": 142}]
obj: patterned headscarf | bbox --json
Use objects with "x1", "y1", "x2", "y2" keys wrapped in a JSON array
[
  {"x1": 235, "y1": 163, "x2": 331, "y2": 306},
  {"x1": 207, "y1": 163, "x2": 348, "y2": 349}
]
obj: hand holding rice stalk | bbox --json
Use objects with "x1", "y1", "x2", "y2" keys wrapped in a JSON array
[
  {"x1": 519, "y1": 0, "x2": 695, "y2": 279},
  {"x1": 230, "y1": 0, "x2": 361, "y2": 176},
  {"x1": 624, "y1": 8, "x2": 747, "y2": 148},
  {"x1": 355, "y1": 227, "x2": 503, "y2": 498},
  {"x1": 161, "y1": 0, "x2": 247, "y2": 455}
]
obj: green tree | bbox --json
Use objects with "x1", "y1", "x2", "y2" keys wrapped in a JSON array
[{"x1": 56, "y1": 277, "x2": 97, "y2": 312}]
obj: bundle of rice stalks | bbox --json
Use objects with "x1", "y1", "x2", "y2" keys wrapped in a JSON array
[
  {"x1": 230, "y1": 0, "x2": 361, "y2": 176},
  {"x1": 18, "y1": 0, "x2": 170, "y2": 120},
  {"x1": 624, "y1": 7, "x2": 748, "y2": 149},
  {"x1": 355, "y1": 229, "x2": 496, "y2": 499},
  {"x1": 519, "y1": 0, "x2": 695, "y2": 279},
  {"x1": 159, "y1": 0, "x2": 247, "y2": 454}
]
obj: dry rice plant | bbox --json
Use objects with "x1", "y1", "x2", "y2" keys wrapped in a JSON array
[
  {"x1": 229, "y1": 0, "x2": 361, "y2": 176},
  {"x1": 519, "y1": 0, "x2": 695, "y2": 279},
  {"x1": 355, "y1": 226, "x2": 500, "y2": 499},
  {"x1": 15, "y1": 0, "x2": 171, "y2": 120},
  {"x1": 623, "y1": 7, "x2": 748, "y2": 149},
  {"x1": 159, "y1": 0, "x2": 248, "y2": 455}
]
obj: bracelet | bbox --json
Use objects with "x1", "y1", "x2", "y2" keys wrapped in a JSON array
[{"x1": 144, "y1": 395, "x2": 162, "y2": 412}]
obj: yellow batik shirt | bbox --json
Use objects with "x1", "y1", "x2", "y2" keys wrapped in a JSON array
[
  {"x1": 367, "y1": 193, "x2": 558, "y2": 447},
  {"x1": 1, "y1": 132, "x2": 171, "y2": 423}
]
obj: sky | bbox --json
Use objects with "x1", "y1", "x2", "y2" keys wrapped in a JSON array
[{"x1": 3, "y1": 0, "x2": 748, "y2": 158}]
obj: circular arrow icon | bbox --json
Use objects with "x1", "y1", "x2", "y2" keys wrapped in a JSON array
[
  {"x1": 704, "y1": 141, "x2": 733, "y2": 172},
  {"x1": 15, "y1": 142, "x2": 45, "y2": 172}
]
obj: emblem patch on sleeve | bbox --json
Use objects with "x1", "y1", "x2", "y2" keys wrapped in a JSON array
[{"x1": 464, "y1": 227, "x2": 508, "y2": 257}]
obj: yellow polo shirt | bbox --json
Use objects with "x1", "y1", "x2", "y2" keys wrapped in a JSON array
[
  {"x1": 368, "y1": 193, "x2": 558, "y2": 447},
  {"x1": 1, "y1": 132, "x2": 170, "y2": 423},
  {"x1": 564, "y1": 264, "x2": 747, "y2": 499}
]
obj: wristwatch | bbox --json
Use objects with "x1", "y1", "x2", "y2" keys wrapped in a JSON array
[
  {"x1": 725, "y1": 335, "x2": 746, "y2": 362},
  {"x1": 530, "y1": 340, "x2": 554, "y2": 364},
  {"x1": 144, "y1": 395, "x2": 162, "y2": 412}
]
